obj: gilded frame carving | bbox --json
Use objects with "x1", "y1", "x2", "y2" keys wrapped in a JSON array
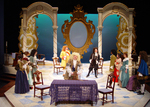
[{"x1": 61, "y1": 5, "x2": 95, "y2": 58}]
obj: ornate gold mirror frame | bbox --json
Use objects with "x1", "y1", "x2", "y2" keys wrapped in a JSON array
[{"x1": 61, "y1": 4, "x2": 95, "y2": 58}]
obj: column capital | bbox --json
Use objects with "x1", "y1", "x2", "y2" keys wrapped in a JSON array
[
  {"x1": 128, "y1": 26, "x2": 133, "y2": 31},
  {"x1": 129, "y1": 8, "x2": 134, "y2": 13},
  {"x1": 97, "y1": 8, "x2": 103, "y2": 13},
  {"x1": 23, "y1": 27, "x2": 27, "y2": 31},
  {"x1": 52, "y1": 7, "x2": 58, "y2": 12}
]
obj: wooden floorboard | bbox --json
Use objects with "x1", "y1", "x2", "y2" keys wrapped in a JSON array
[{"x1": 0, "y1": 73, "x2": 16, "y2": 97}]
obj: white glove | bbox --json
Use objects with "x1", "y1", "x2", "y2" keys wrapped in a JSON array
[
  {"x1": 23, "y1": 64, "x2": 27, "y2": 69},
  {"x1": 64, "y1": 56, "x2": 66, "y2": 60},
  {"x1": 89, "y1": 59, "x2": 92, "y2": 63},
  {"x1": 126, "y1": 65, "x2": 129, "y2": 69},
  {"x1": 138, "y1": 73, "x2": 143, "y2": 76},
  {"x1": 96, "y1": 60, "x2": 98, "y2": 64},
  {"x1": 110, "y1": 66, "x2": 113, "y2": 69}
]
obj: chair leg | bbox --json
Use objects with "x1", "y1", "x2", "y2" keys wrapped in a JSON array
[
  {"x1": 106, "y1": 94, "x2": 107, "y2": 100},
  {"x1": 34, "y1": 88, "x2": 35, "y2": 97},
  {"x1": 112, "y1": 93, "x2": 114, "y2": 103},
  {"x1": 41, "y1": 90, "x2": 43, "y2": 100},
  {"x1": 102, "y1": 94, "x2": 104, "y2": 105}
]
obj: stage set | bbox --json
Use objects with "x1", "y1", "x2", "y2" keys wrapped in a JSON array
[{"x1": 3, "y1": 2, "x2": 150, "y2": 107}]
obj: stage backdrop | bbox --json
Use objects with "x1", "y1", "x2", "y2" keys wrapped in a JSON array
[{"x1": 35, "y1": 14, "x2": 120, "y2": 63}]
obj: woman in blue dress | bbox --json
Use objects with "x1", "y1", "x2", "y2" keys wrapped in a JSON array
[
  {"x1": 15, "y1": 54, "x2": 30, "y2": 94},
  {"x1": 118, "y1": 53, "x2": 129, "y2": 88}
]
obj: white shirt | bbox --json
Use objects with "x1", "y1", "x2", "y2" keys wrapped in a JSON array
[{"x1": 73, "y1": 60, "x2": 77, "y2": 68}]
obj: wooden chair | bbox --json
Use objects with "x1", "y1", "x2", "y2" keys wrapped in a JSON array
[
  {"x1": 98, "y1": 58, "x2": 104, "y2": 74},
  {"x1": 98, "y1": 74, "x2": 116, "y2": 105},
  {"x1": 37, "y1": 54, "x2": 45, "y2": 65},
  {"x1": 92, "y1": 58, "x2": 104, "y2": 74},
  {"x1": 33, "y1": 71, "x2": 50, "y2": 100},
  {"x1": 53, "y1": 57, "x2": 64, "y2": 74}
]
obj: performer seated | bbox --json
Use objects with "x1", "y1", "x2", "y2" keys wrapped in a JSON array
[
  {"x1": 63, "y1": 52, "x2": 82, "y2": 80},
  {"x1": 86, "y1": 47, "x2": 100, "y2": 78}
]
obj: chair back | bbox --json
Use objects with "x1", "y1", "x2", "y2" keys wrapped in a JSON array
[
  {"x1": 53, "y1": 57, "x2": 60, "y2": 66},
  {"x1": 99, "y1": 58, "x2": 104, "y2": 68},
  {"x1": 37, "y1": 54, "x2": 45, "y2": 60},
  {"x1": 33, "y1": 71, "x2": 43, "y2": 85},
  {"x1": 106, "y1": 74, "x2": 116, "y2": 92}
]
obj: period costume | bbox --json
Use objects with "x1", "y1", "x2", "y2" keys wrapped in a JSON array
[
  {"x1": 15, "y1": 60, "x2": 29, "y2": 94},
  {"x1": 113, "y1": 58, "x2": 122, "y2": 82},
  {"x1": 86, "y1": 52, "x2": 100, "y2": 78},
  {"x1": 22, "y1": 56, "x2": 30, "y2": 80},
  {"x1": 109, "y1": 54, "x2": 116, "y2": 73},
  {"x1": 118, "y1": 58, "x2": 129, "y2": 88},
  {"x1": 60, "y1": 50, "x2": 70, "y2": 68},
  {"x1": 137, "y1": 59, "x2": 148, "y2": 94},
  {"x1": 28, "y1": 56, "x2": 37, "y2": 86},
  {"x1": 64, "y1": 52, "x2": 82, "y2": 80}
]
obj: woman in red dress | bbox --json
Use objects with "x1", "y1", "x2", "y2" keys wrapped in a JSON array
[{"x1": 113, "y1": 53, "x2": 122, "y2": 82}]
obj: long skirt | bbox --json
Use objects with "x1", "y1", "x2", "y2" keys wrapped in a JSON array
[
  {"x1": 113, "y1": 68, "x2": 119, "y2": 82},
  {"x1": 15, "y1": 70, "x2": 29, "y2": 94},
  {"x1": 126, "y1": 75, "x2": 140, "y2": 91}
]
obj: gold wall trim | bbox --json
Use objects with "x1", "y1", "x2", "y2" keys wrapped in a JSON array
[{"x1": 61, "y1": 4, "x2": 95, "y2": 58}]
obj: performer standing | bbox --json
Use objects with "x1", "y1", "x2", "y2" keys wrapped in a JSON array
[
  {"x1": 86, "y1": 47, "x2": 100, "y2": 78},
  {"x1": 22, "y1": 51, "x2": 30, "y2": 80},
  {"x1": 113, "y1": 53, "x2": 122, "y2": 82},
  {"x1": 64, "y1": 52, "x2": 82, "y2": 80},
  {"x1": 60, "y1": 45, "x2": 70, "y2": 69},
  {"x1": 118, "y1": 53, "x2": 129, "y2": 88},
  {"x1": 137, "y1": 51, "x2": 149, "y2": 95},
  {"x1": 109, "y1": 49, "x2": 117, "y2": 74},
  {"x1": 28, "y1": 49, "x2": 38, "y2": 89},
  {"x1": 15, "y1": 54, "x2": 30, "y2": 94}
]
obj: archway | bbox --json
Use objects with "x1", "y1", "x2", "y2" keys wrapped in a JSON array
[
  {"x1": 97, "y1": 2, "x2": 135, "y2": 77},
  {"x1": 20, "y1": 2, "x2": 58, "y2": 58}
]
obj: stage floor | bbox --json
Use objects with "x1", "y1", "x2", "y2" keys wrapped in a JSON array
[{"x1": 4, "y1": 60, "x2": 150, "y2": 107}]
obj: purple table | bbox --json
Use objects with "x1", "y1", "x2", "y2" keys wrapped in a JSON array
[{"x1": 49, "y1": 80, "x2": 98, "y2": 105}]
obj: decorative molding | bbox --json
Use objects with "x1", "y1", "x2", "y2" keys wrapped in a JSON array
[
  {"x1": 116, "y1": 16, "x2": 136, "y2": 54},
  {"x1": 61, "y1": 4, "x2": 95, "y2": 58},
  {"x1": 18, "y1": 17, "x2": 38, "y2": 52}
]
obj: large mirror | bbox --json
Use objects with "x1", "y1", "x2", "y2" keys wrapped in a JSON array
[
  {"x1": 69, "y1": 22, "x2": 87, "y2": 48},
  {"x1": 61, "y1": 5, "x2": 95, "y2": 58}
]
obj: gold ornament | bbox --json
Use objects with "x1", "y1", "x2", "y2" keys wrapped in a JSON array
[{"x1": 61, "y1": 4, "x2": 95, "y2": 58}]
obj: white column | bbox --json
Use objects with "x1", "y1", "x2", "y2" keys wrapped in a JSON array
[
  {"x1": 52, "y1": 26, "x2": 58, "y2": 58},
  {"x1": 97, "y1": 8, "x2": 103, "y2": 57},
  {"x1": 128, "y1": 8, "x2": 134, "y2": 77},
  {"x1": 23, "y1": 27, "x2": 27, "y2": 52},
  {"x1": 22, "y1": 8, "x2": 27, "y2": 52},
  {"x1": 52, "y1": 7, "x2": 58, "y2": 58},
  {"x1": 98, "y1": 27, "x2": 103, "y2": 57}
]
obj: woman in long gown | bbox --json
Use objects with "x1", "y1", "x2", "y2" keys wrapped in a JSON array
[
  {"x1": 113, "y1": 53, "x2": 122, "y2": 82},
  {"x1": 118, "y1": 53, "x2": 129, "y2": 88},
  {"x1": 15, "y1": 54, "x2": 30, "y2": 94},
  {"x1": 60, "y1": 45, "x2": 70, "y2": 69},
  {"x1": 28, "y1": 49, "x2": 38, "y2": 89}
]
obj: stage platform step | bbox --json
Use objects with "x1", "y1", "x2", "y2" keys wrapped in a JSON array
[{"x1": 0, "y1": 73, "x2": 16, "y2": 97}]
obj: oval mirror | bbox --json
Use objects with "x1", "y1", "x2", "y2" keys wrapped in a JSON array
[{"x1": 69, "y1": 22, "x2": 87, "y2": 48}]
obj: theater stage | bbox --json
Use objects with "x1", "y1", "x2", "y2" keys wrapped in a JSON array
[{"x1": 4, "y1": 60, "x2": 150, "y2": 107}]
